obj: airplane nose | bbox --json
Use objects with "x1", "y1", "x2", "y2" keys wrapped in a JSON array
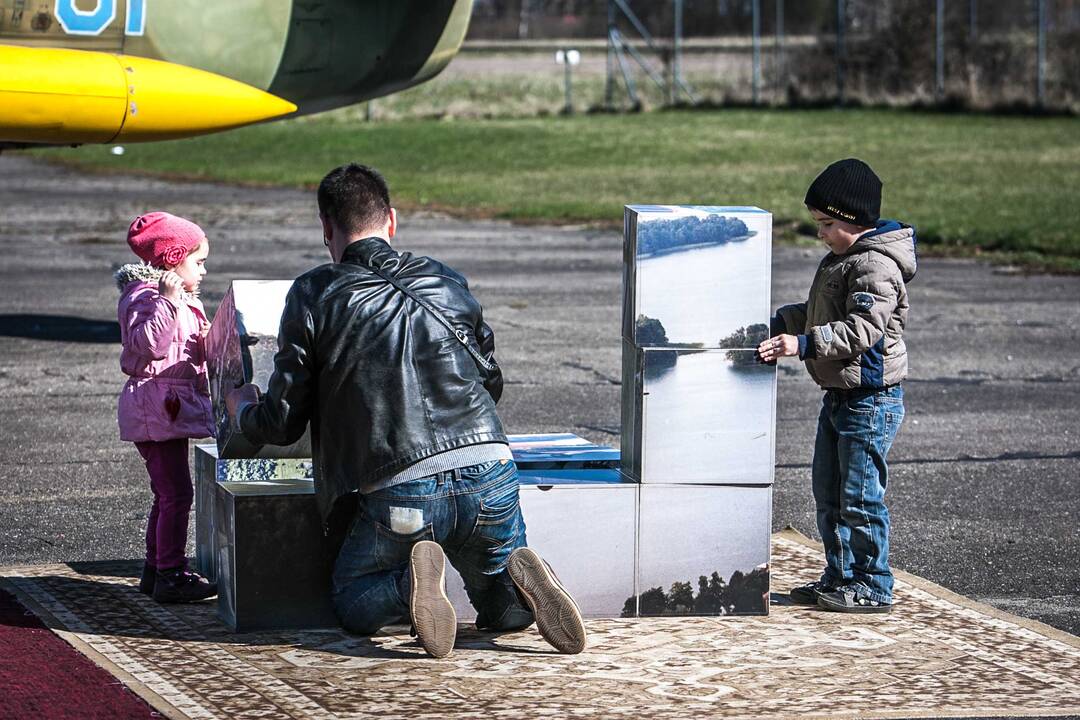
[{"x1": 0, "y1": 45, "x2": 297, "y2": 145}]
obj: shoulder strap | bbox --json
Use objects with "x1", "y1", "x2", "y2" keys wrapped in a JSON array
[{"x1": 365, "y1": 260, "x2": 498, "y2": 373}]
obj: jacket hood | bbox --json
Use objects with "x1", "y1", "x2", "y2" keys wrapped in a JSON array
[
  {"x1": 114, "y1": 262, "x2": 199, "y2": 301},
  {"x1": 114, "y1": 262, "x2": 162, "y2": 291},
  {"x1": 850, "y1": 220, "x2": 918, "y2": 282}
]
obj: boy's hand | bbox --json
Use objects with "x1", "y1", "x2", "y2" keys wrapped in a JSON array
[
  {"x1": 758, "y1": 334, "x2": 800, "y2": 362},
  {"x1": 158, "y1": 271, "x2": 184, "y2": 303}
]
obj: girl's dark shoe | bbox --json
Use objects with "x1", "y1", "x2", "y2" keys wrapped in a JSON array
[
  {"x1": 816, "y1": 586, "x2": 892, "y2": 614},
  {"x1": 138, "y1": 563, "x2": 157, "y2": 595},
  {"x1": 152, "y1": 568, "x2": 217, "y2": 603},
  {"x1": 788, "y1": 580, "x2": 836, "y2": 606}
]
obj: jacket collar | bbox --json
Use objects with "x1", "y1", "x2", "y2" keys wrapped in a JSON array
[{"x1": 340, "y1": 236, "x2": 393, "y2": 267}]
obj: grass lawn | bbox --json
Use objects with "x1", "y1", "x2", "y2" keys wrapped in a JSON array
[{"x1": 36, "y1": 108, "x2": 1080, "y2": 270}]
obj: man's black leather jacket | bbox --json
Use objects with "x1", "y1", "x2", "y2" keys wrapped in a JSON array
[{"x1": 239, "y1": 237, "x2": 506, "y2": 524}]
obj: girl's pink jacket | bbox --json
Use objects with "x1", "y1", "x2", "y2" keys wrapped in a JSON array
[{"x1": 115, "y1": 264, "x2": 215, "y2": 442}]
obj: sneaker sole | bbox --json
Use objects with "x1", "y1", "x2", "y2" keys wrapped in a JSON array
[
  {"x1": 507, "y1": 547, "x2": 587, "y2": 654},
  {"x1": 409, "y1": 541, "x2": 456, "y2": 659},
  {"x1": 816, "y1": 595, "x2": 892, "y2": 614}
]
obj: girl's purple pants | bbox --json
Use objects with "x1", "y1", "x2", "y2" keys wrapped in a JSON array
[{"x1": 135, "y1": 438, "x2": 193, "y2": 571}]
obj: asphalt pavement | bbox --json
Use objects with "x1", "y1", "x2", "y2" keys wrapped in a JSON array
[{"x1": 1, "y1": 154, "x2": 1077, "y2": 636}]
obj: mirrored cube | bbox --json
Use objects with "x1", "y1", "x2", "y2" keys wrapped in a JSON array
[
  {"x1": 636, "y1": 484, "x2": 771, "y2": 616},
  {"x1": 205, "y1": 280, "x2": 311, "y2": 459},
  {"x1": 623, "y1": 205, "x2": 772, "y2": 348},
  {"x1": 215, "y1": 478, "x2": 349, "y2": 631},
  {"x1": 622, "y1": 348, "x2": 776, "y2": 484},
  {"x1": 445, "y1": 474, "x2": 637, "y2": 621},
  {"x1": 195, "y1": 443, "x2": 313, "y2": 581}
]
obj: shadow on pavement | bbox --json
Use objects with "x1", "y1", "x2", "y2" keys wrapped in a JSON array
[{"x1": 0, "y1": 314, "x2": 120, "y2": 343}]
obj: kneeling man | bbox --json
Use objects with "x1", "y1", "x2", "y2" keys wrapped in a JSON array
[{"x1": 227, "y1": 164, "x2": 586, "y2": 657}]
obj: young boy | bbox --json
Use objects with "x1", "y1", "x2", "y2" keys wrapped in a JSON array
[{"x1": 758, "y1": 158, "x2": 916, "y2": 613}]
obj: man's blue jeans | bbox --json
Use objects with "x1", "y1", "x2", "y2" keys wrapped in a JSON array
[
  {"x1": 812, "y1": 385, "x2": 904, "y2": 604},
  {"x1": 331, "y1": 459, "x2": 534, "y2": 634}
]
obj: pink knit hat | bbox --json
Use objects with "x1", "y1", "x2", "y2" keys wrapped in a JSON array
[{"x1": 127, "y1": 212, "x2": 206, "y2": 267}]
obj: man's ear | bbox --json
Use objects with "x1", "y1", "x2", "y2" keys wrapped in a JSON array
[
  {"x1": 319, "y1": 213, "x2": 333, "y2": 244},
  {"x1": 387, "y1": 207, "x2": 398, "y2": 239}
]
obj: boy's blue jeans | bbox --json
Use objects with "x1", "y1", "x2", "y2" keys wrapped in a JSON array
[
  {"x1": 812, "y1": 385, "x2": 904, "y2": 604},
  {"x1": 331, "y1": 459, "x2": 534, "y2": 635}
]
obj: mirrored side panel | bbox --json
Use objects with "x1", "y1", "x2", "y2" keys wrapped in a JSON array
[{"x1": 206, "y1": 280, "x2": 312, "y2": 459}]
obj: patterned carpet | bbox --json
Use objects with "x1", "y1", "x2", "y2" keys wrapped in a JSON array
[{"x1": 2, "y1": 530, "x2": 1079, "y2": 720}]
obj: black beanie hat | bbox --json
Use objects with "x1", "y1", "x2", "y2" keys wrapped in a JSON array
[{"x1": 804, "y1": 158, "x2": 882, "y2": 227}]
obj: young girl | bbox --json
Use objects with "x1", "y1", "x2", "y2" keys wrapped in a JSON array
[{"x1": 115, "y1": 211, "x2": 216, "y2": 603}]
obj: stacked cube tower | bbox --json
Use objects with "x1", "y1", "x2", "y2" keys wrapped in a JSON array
[{"x1": 620, "y1": 205, "x2": 776, "y2": 616}]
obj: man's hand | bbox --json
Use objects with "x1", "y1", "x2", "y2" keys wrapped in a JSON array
[
  {"x1": 757, "y1": 333, "x2": 800, "y2": 363},
  {"x1": 158, "y1": 271, "x2": 185, "y2": 303},
  {"x1": 226, "y1": 383, "x2": 261, "y2": 423}
]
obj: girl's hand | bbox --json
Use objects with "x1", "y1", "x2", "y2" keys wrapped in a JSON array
[
  {"x1": 158, "y1": 271, "x2": 185, "y2": 303},
  {"x1": 199, "y1": 319, "x2": 211, "y2": 338},
  {"x1": 757, "y1": 334, "x2": 800, "y2": 362}
]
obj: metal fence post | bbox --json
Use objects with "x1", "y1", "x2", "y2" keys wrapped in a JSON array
[
  {"x1": 970, "y1": 0, "x2": 978, "y2": 41},
  {"x1": 752, "y1": 0, "x2": 761, "y2": 105},
  {"x1": 937, "y1": 0, "x2": 946, "y2": 102},
  {"x1": 605, "y1": 0, "x2": 615, "y2": 109},
  {"x1": 673, "y1": 0, "x2": 683, "y2": 106},
  {"x1": 775, "y1": 0, "x2": 785, "y2": 101},
  {"x1": 1036, "y1": 0, "x2": 1047, "y2": 107},
  {"x1": 836, "y1": 0, "x2": 846, "y2": 104}
]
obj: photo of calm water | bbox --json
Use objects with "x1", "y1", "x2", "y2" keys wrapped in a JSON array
[
  {"x1": 635, "y1": 220, "x2": 770, "y2": 347},
  {"x1": 643, "y1": 350, "x2": 774, "y2": 484}
]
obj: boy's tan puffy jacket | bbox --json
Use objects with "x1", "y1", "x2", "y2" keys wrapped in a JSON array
[{"x1": 774, "y1": 221, "x2": 917, "y2": 390}]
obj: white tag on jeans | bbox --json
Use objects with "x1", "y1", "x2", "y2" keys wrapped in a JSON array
[{"x1": 389, "y1": 506, "x2": 424, "y2": 535}]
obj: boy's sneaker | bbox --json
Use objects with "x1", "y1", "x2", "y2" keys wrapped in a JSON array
[
  {"x1": 409, "y1": 541, "x2": 457, "y2": 659},
  {"x1": 138, "y1": 563, "x2": 156, "y2": 595},
  {"x1": 788, "y1": 580, "x2": 836, "y2": 606},
  {"x1": 816, "y1": 585, "x2": 892, "y2": 614},
  {"x1": 152, "y1": 568, "x2": 216, "y2": 603},
  {"x1": 506, "y1": 547, "x2": 587, "y2": 654}
]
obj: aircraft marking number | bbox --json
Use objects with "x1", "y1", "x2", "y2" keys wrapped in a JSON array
[{"x1": 53, "y1": 0, "x2": 146, "y2": 37}]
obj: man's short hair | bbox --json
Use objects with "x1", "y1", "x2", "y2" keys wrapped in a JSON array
[{"x1": 317, "y1": 164, "x2": 392, "y2": 235}]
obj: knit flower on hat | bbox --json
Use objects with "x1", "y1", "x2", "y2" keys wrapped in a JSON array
[{"x1": 161, "y1": 245, "x2": 189, "y2": 267}]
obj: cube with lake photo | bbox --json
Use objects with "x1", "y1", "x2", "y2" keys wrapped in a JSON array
[
  {"x1": 625, "y1": 348, "x2": 776, "y2": 484},
  {"x1": 634, "y1": 484, "x2": 771, "y2": 616},
  {"x1": 622, "y1": 205, "x2": 772, "y2": 348}
]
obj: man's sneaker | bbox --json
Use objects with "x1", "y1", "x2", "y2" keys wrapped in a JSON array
[
  {"x1": 138, "y1": 563, "x2": 156, "y2": 595},
  {"x1": 409, "y1": 541, "x2": 457, "y2": 659},
  {"x1": 506, "y1": 547, "x2": 587, "y2": 654},
  {"x1": 152, "y1": 568, "x2": 216, "y2": 603},
  {"x1": 817, "y1": 585, "x2": 892, "y2": 614},
  {"x1": 788, "y1": 580, "x2": 836, "y2": 606}
]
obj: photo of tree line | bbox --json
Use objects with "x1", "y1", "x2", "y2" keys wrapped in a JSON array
[
  {"x1": 637, "y1": 215, "x2": 753, "y2": 257},
  {"x1": 637, "y1": 315, "x2": 769, "y2": 376},
  {"x1": 622, "y1": 566, "x2": 770, "y2": 616}
]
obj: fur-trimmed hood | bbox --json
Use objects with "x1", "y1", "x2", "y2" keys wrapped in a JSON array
[
  {"x1": 114, "y1": 262, "x2": 162, "y2": 291},
  {"x1": 114, "y1": 262, "x2": 198, "y2": 300}
]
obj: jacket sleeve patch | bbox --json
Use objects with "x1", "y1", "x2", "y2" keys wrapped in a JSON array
[
  {"x1": 852, "y1": 292, "x2": 876, "y2": 311},
  {"x1": 819, "y1": 325, "x2": 834, "y2": 344}
]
